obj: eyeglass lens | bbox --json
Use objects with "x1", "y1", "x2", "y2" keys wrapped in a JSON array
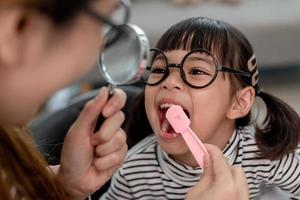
[{"x1": 143, "y1": 49, "x2": 218, "y2": 88}]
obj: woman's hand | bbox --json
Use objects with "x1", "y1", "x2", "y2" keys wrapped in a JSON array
[
  {"x1": 57, "y1": 87, "x2": 128, "y2": 199},
  {"x1": 186, "y1": 144, "x2": 249, "y2": 200}
]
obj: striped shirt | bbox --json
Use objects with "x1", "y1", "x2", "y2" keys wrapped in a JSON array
[{"x1": 100, "y1": 126, "x2": 300, "y2": 200}]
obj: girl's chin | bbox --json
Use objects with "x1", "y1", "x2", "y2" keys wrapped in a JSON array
[
  {"x1": 158, "y1": 140, "x2": 192, "y2": 162},
  {"x1": 155, "y1": 131, "x2": 187, "y2": 152}
]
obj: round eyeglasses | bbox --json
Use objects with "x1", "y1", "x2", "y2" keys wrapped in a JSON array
[
  {"x1": 84, "y1": 0, "x2": 131, "y2": 48},
  {"x1": 142, "y1": 48, "x2": 252, "y2": 89}
]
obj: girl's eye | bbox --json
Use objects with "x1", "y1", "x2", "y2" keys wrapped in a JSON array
[
  {"x1": 151, "y1": 67, "x2": 166, "y2": 74},
  {"x1": 189, "y1": 68, "x2": 211, "y2": 76}
]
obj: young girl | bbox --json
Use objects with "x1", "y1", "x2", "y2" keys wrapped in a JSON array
[{"x1": 101, "y1": 17, "x2": 300, "y2": 200}]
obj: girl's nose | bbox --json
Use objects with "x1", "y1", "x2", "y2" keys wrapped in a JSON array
[{"x1": 161, "y1": 69, "x2": 184, "y2": 91}]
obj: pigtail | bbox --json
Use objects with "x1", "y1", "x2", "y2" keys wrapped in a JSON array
[{"x1": 255, "y1": 91, "x2": 300, "y2": 160}]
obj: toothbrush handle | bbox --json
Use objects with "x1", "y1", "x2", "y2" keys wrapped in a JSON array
[{"x1": 182, "y1": 127, "x2": 209, "y2": 168}]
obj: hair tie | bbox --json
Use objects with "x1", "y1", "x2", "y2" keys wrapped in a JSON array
[{"x1": 255, "y1": 86, "x2": 263, "y2": 96}]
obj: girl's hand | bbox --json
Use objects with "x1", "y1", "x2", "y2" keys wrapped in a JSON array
[
  {"x1": 186, "y1": 144, "x2": 249, "y2": 200},
  {"x1": 57, "y1": 87, "x2": 127, "y2": 199}
]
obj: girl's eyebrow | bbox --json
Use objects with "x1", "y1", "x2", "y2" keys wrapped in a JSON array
[
  {"x1": 153, "y1": 54, "x2": 165, "y2": 61},
  {"x1": 186, "y1": 55, "x2": 214, "y2": 65}
]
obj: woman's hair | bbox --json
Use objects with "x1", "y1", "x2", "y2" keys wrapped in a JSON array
[
  {"x1": 0, "y1": 0, "x2": 93, "y2": 199},
  {"x1": 0, "y1": 126, "x2": 67, "y2": 199},
  {"x1": 6, "y1": 0, "x2": 93, "y2": 24},
  {"x1": 127, "y1": 17, "x2": 300, "y2": 160}
]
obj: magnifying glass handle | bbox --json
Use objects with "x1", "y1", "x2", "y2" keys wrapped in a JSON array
[
  {"x1": 94, "y1": 84, "x2": 115, "y2": 132},
  {"x1": 107, "y1": 84, "x2": 115, "y2": 96}
]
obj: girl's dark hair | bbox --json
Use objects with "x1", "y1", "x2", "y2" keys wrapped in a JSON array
[
  {"x1": 125, "y1": 92, "x2": 152, "y2": 149},
  {"x1": 128, "y1": 17, "x2": 300, "y2": 160}
]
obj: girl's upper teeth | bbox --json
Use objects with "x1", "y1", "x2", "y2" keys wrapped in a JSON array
[{"x1": 160, "y1": 103, "x2": 176, "y2": 109}]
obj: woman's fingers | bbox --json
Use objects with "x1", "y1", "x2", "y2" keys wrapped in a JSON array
[
  {"x1": 190, "y1": 153, "x2": 213, "y2": 194},
  {"x1": 93, "y1": 143, "x2": 128, "y2": 171},
  {"x1": 92, "y1": 110, "x2": 125, "y2": 145},
  {"x1": 232, "y1": 166, "x2": 249, "y2": 200},
  {"x1": 73, "y1": 87, "x2": 109, "y2": 132},
  {"x1": 186, "y1": 144, "x2": 231, "y2": 199},
  {"x1": 95, "y1": 128, "x2": 126, "y2": 157},
  {"x1": 70, "y1": 86, "x2": 126, "y2": 136},
  {"x1": 185, "y1": 144, "x2": 249, "y2": 200},
  {"x1": 102, "y1": 88, "x2": 127, "y2": 117},
  {"x1": 58, "y1": 87, "x2": 128, "y2": 199},
  {"x1": 204, "y1": 144, "x2": 232, "y2": 181}
]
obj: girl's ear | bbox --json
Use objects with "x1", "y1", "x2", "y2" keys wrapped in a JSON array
[
  {"x1": 227, "y1": 86, "x2": 255, "y2": 120},
  {"x1": 0, "y1": 7, "x2": 27, "y2": 67}
]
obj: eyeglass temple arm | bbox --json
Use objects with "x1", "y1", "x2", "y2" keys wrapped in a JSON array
[
  {"x1": 220, "y1": 66, "x2": 251, "y2": 77},
  {"x1": 83, "y1": 7, "x2": 123, "y2": 32},
  {"x1": 122, "y1": 0, "x2": 131, "y2": 23},
  {"x1": 83, "y1": 0, "x2": 131, "y2": 31}
]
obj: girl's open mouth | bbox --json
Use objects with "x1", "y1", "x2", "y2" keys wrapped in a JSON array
[{"x1": 158, "y1": 103, "x2": 190, "y2": 139}]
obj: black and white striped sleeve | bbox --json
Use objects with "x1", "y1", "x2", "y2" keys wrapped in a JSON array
[
  {"x1": 267, "y1": 152, "x2": 300, "y2": 199},
  {"x1": 100, "y1": 169, "x2": 133, "y2": 200}
]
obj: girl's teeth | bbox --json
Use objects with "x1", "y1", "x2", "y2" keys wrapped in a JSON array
[{"x1": 160, "y1": 103, "x2": 175, "y2": 109}]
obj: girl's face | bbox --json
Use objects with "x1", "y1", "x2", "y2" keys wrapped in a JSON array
[
  {"x1": 145, "y1": 49, "x2": 236, "y2": 166},
  {"x1": 0, "y1": 0, "x2": 119, "y2": 125}
]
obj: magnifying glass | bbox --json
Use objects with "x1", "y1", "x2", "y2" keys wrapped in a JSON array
[
  {"x1": 98, "y1": 24, "x2": 149, "y2": 95},
  {"x1": 94, "y1": 24, "x2": 149, "y2": 130}
]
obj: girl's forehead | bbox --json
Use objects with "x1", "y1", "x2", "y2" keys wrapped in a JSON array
[
  {"x1": 162, "y1": 49, "x2": 214, "y2": 63},
  {"x1": 162, "y1": 50, "x2": 188, "y2": 62},
  {"x1": 164, "y1": 49, "x2": 188, "y2": 56}
]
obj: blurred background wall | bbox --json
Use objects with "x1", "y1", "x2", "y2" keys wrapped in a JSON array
[
  {"x1": 128, "y1": 0, "x2": 300, "y2": 115},
  {"x1": 46, "y1": 0, "x2": 300, "y2": 115}
]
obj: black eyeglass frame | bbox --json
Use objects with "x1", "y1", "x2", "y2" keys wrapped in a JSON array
[
  {"x1": 144, "y1": 48, "x2": 251, "y2": 89},
  {"x1": 83, "y1": 0, "x2": 131, "y2": 47}
]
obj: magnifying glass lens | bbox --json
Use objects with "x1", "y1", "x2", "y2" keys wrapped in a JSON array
[{"x1": 99, "y1": 24, "x2": 149, "y2": 86}]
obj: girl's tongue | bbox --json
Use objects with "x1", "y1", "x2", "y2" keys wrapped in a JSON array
[
  {"x1": 159, "y1": 108, "x2": 177, "y2": 134},
  {"x1": 161, "y1": 117, "x2": 175, "y2": 133},
  {"x1": 158, "y1": 105, "x2": 191, "y2": 139}
]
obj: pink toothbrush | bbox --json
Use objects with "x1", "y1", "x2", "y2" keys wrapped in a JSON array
[{"x1": 166, "y1": 105, "x2": 209, "y2": 168}]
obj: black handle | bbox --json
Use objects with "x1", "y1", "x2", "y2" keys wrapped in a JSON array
[{"x1": 94, "y1": 86, "x2": 114, "y2": 133}]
